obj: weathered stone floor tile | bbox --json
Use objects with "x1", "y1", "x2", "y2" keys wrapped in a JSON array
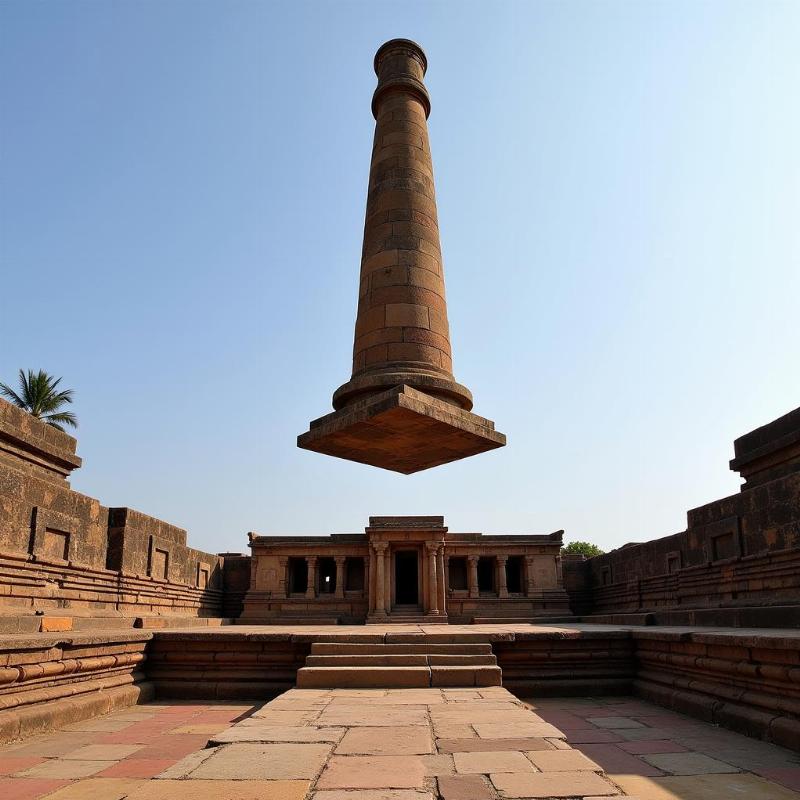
[
  {"x1": 432, "y1": 724, "x2": 476, "y2": 739},
  {"x1": 62, "y1": 743, "x2": 143, "y2": 760},
  {"x1": 167, "y1": 724, "x2": 227, "y2": 735},
  {"x1": 98, "y1": 758, "x2": 177, "y2": 778},
  {"x1": 312, "y1": 792, "x2": 434, "y2": 800},
  {"x1": 474, "y1": 722, "x2": 564, "y2": 739},
  {"x1": 336, "y1": 726, "x2": 433, "y2": 755},
  {"x1": 437, "y1": 737, "x2": 553, "y2": 753},
  {"x1": 453, "y1": 750, "x2": 534, "y2": 774},
  {"x1": 189, "y1": 742, "x2": 331, "y2": 780},
  {"x1": 525, "y1": 748, "x2": 601, "y2": 771},
  {"x1": 616, "y1": 773, "x2": 800, "y2": 800},
  {"x1": 587, "y1": 716, "x2": 646, "y2": 729},
  {"x1": 642, "y1": 751, "x2": 740, "y2": 775},
  {"x1": 437, "y1": 774, "x2": 495, "y2": 799},
  {"x1": 0, "y1": 777, "x2": 71, "y2": 800},
  {"x1": 491, "y1": 770, "x2": 621, "y2": 797},
  {"x1": 125, "y1": 778, "x2": 311, "y2": 800},
  {"x1": 212, "y1": 725, "x2": 345, "y2": 744},
  {"x1": 577, "y1": 743, "x2": 665, "y2": 777},
  {"x1": 318, "y1": 708, "x2": 428, "y2": 727},
  {"x1": 618, "y1": 740, "x2": 689, "y2": 755},
  {"x1": 38, "y1": 777, "x2": 145, "y2": 799},
  {"x1": 419, "y1": 753, "x2": 455, "y2": 776},
  {"x1": 18, "y1": 759, "x2": 110, "y2": 779},
  {"x1": 0, "y1": 756, "x2": 45, "y2": 775},
  {"x1": 155, "y1": 747, "x2": 218, "y2": 779},
  {"x1": 316, "y1": 755, "x2": 427, "y2": 790}
]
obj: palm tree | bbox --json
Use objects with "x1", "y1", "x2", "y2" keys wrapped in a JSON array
[{"x1": 0, "y1": 369, "x2": 78, "y2": 431}]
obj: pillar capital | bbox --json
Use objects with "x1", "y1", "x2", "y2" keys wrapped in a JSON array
[
  {"x1": 334, "y1": 555, "x2": 347, "y2": 564},
  {"x1": 467, "y1": 554, "x2": 479, "y2": 564},
  {"x1": 373, "y1": 542, "x2": 388, "y2": 554},
  {"x1": 496, "y1": 554, "x2": 508, "y2": 565}
]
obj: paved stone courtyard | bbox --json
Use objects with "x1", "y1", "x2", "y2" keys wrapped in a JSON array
[{"x1": 0, "y1": 690, "x2": 798, "y2": 799}]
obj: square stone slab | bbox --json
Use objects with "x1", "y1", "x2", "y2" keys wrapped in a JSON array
[
  {"x1": 336, "y1": 727, "x2": 433, "y2": 755},
  {"x1": 526, "y1": 749, "x2": 601, "y2": 772},
  {"x1": 316, "y1": 755, "x2": 427, "y2": 790},
  {"x1": 642, "y1": 752, "x2": 740, "y2": 775},
  {"x1": 453, "y1": 750, "x2": 535, "y2": 774},
  {"x1": 124, "y1": 779, "x2": 311, "y2": 800},
  {"x1": 188, "y1": 743, "x2": 332, "y2": 780},
  {"x1": 491, "y1": 771, "x2": 620, "y2": 798},
  {"x1": 298, "y1": 385, "x2": 506, "y2": 474}
]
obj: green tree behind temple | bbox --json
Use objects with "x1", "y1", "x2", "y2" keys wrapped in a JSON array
[
  {"x1": 561, "y1": 541, "x2": 605, "y2": 558},
  {"x1": 0, "y1": 369, "x2": 77, "y2": 432}
]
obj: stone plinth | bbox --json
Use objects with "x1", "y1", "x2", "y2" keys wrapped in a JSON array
[{"x1": 298, "y1": 385, "x2": 505, "y2": 474}]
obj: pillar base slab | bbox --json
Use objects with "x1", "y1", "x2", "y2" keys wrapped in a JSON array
[{"x1": 298, "y1": 385, "x2": 506, "y2": 475}]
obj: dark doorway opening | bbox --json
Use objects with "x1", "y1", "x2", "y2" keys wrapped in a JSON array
[
  {"x1": 506, "y1": 556, "x2": 523, "y2": 593},
  {"x1": 394, "y1": 550, "x2": 419, "y2": 605},
  {"x1": 477, "y1": 557, "x2": 495, "y2": 594},
  {"x1": 318, "y1": 557, "x2": 336, "y2": 594},
  {"x1": 289, "y1": 557, "x2": 307, "y2": 594}
]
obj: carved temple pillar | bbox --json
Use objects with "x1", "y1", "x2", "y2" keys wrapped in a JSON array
[
  {"x1": 305, "y1": 556, "x2": 317, "y2": 599},
  {"x1": 364, "y1": 555, "x2": 371, "y2": 607},
  {"x1": 496, "y1": 555, "x2": 508, "y2": 598},
  {"x1": 426, "y1": 542, "x2": 439, "y2": 614},
  {"x1": 278, "y1": 557, "x2": 289, "y2": 598},
  {"x1": 468, "y1": 555, "x2": 479, "y2": 598},
  {"x1": 374, "y1": 543, "x2": 387, "y2": 615},
  {"x1": 437, "y1": 546, "x2": 447, "y2": 615},
  {"x1": 334, "y1": 556, "x2": 346, "y2": 598},
  {"x1": 525, "y1": 556, "x2": 536, "y2": 596}
]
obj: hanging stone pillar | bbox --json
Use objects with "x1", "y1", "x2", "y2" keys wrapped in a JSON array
[{"x1": 298, "y1": 39, "x2": 505, "y2": 474}]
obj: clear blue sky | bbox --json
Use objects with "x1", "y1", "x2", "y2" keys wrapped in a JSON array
[{"x1": 2, "y1": 1, "x2": 798, "y2": 555}]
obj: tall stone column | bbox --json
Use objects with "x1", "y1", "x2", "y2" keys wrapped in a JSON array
[
  {"x1": 298, "y1": 39, "x2": 505, "y2": 474},
  {"x1": 437, "y1": 546, "x2": 447, "y2": 616},
  {"x1": 496, "y1": 556, "x2": 508, "y2": 598},
  {"x1": 334, "y1": 556, "x2": 346, "y2": 598},
  {"x1": 555, "y1": 555, "x2": 563, "y2": 586},
  {"x1": 468, "y1": 555, "x2": 479, "y2": 598},
  {"x1": 364, "y1": 555, "x2": 371, "y2": 606},
  {"x1": 305, "y1": 557, "x2": 317, "y2": 599},
  {"x1": 426, "y1": 542, "x2": 439, "y2": 615},
  {"x1": 278, "y1": 557, "x2": 289, "y2": 599},
  {"x1": 525, "y1": 556, "x2": 536, "y2": 596},
  {"x1": 374, "y1": 543, "x2": 387, "y2": 616}
]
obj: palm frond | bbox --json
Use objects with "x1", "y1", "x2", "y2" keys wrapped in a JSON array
[
  {"x1": 0, "y1": 382, "x2": 26, "y2": 407},
  {"x1": 42, "y1": 411, "x2": 78, "y2": 431}
]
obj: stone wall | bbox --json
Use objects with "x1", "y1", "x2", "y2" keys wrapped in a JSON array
[
  {"x1": 0, "y1": 397, "x2": 239, "y2": 631},
  {"x1": 564, "y1": 406, "x2": 800, "y2": 627},
  {"x1": 0, "y1": 631, "x2": 153, "y2": 743}
]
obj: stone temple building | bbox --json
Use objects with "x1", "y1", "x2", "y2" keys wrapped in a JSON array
[{"x1": 241, "y1": 516, "x2": 568, "y2": 624}]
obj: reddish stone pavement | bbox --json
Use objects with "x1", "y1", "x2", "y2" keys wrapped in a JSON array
[{"x1": 0, "y1": 690, "x2": 798, "y2": 799}]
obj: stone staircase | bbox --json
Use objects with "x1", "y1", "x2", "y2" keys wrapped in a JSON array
[{"x1": 296, "y1": 641, "x2": 502, "y2": 688}]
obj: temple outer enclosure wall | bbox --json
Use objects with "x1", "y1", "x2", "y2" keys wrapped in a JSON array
[
  {"x1": 564, "y1": 405, "x2": 800, "y2": 628},
  {"x1": 0, "y1": 397, "x2": 239, "y2": 633}
]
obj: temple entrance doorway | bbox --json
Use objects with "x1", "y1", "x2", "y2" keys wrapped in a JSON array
[{"x1": 394, "y1": 550, "x2": 419, "y2": 606}]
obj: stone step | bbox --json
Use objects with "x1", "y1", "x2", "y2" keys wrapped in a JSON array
[
  {"x1": 295, "y1": 664, "x2": 502, "y2": 688},
  {"x1": 296, "y1": 666, "x2": 432, "y2": 689},
  {"x1": 471, "y1": 616, "x2": 577, "y2": 624},
  {"x1": 310, "y1": 642, "x2": 493, "y2": 655},
  {"x1": 305, "y1": 653, "x2": 497, "y2": 667}
]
